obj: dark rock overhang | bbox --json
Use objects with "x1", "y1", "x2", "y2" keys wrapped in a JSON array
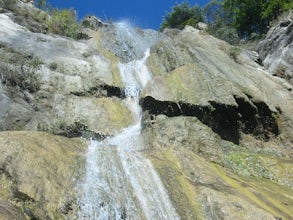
[{"x1": 140, "y1": 95, "x2": 279, "y2": 145}]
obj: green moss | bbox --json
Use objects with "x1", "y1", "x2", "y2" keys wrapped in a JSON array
[
  {"x1": 223, "y1": 152, "x2": 275, "y2": 179},
  {"x1": 213, "y1": 164, "x2": 293, "y2": 219}
]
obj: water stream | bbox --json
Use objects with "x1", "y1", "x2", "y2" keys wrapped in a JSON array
[{"x1": 78, "y1": 23, "x2": 179, "y2": 220}]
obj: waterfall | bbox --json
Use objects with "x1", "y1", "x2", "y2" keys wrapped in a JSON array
[{"x1": 78, "y1": 22, "x2": 179, "y2": 220}]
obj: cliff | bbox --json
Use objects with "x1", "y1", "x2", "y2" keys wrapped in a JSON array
[{"x1": 0, "y1": 1, "x2": 292, "y2": 219}]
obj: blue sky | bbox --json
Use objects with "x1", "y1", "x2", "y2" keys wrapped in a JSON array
[{"x1": 46, "y1": 0, "x2": 209, "y2": 30}]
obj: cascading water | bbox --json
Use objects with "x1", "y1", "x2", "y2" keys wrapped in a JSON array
[{"x1": 78, "y1": 22, "x2": 179, "y2": 220}]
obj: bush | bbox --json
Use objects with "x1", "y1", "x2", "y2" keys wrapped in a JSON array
[
  {"x1": 213, "y1": 27, "x2": 240, "y2": 45},
  {"x1": 47, "y1": 8, "x2": 81, "y2": 39},
  {"x1": 0, "y1": 0, "x2": 17, "y2": 10},
  {"x1": 0, "y1": 45, "x2": 42, "y2": 92},
  {"x1": 35, "y1": 0, "x2": 82, "y2": 39},
  {"x1": 49, "y1": 62, "x2": 57, "y2": 70}
]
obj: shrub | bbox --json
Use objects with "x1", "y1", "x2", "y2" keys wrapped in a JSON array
[
  {"x1": 35, "y1": 0, "x2": 82, "y2": 39},
  {"x1": 47, "y1": 8, "x2": 82, "y2": 39},
  {"x1": 213, "y1": 27, "x2": 240, "y2": 45},
  {"x1": 49, "y1": 62, "x2": 57, "y2": 70},
  {"x1": 0, "y1": 45, "x2": 42, "y2": 92},
  {"x1": 0, "y1": 0, "x2": 17, "y2": 10}
]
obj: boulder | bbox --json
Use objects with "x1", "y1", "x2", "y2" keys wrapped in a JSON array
[
  {"x1": 82, "y1": 15, "x2": 108, "y2": 30},
  {"x1": 197, "y1": 22, "x2": 208, "y2": 30}
]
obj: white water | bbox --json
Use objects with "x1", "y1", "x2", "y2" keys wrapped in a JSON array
[{"x1": 78, "y1": 26, "x2": 179, "y2": 219}]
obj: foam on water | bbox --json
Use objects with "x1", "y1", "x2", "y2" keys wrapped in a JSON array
[{"x1": 78, "y1": 22, "x2": 179, "y2": 220}]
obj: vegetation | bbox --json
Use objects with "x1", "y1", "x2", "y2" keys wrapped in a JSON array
[
  {"x1": 228, "y1": 46, "x2": 241, "y2": 61},
  {"x1": 49, "y1": 62, "x2": 58, "y2": 71},
  {"x1": 223, "y1": 152, "x2": 275, "y2": 179},
  {"x1": 34, "y1": 0, "x2": 82, "y2": 39},
  {"x1": 47, "y1": 8, "x2": 81, "y2": 39},
  {"x1": 0, "y1": 44, "x2": 42, "y2": 92},
  {"x1": 223, "y1": 0, "x2": 292, "y2": 37},
  {"x1": 160, "y1": 2, "x2": 204, "y2": 31},
  {"x1": 204, "y1": 0, "x2": 240, "y2": 44},
  {"x1": 160, "y1": 0, "x2": 292, "y2": 43},
  {"x1": 0, "y1": 0, "x2": 17, "y2": 10}
]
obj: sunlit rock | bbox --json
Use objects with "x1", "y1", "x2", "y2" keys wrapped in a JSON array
[
  {"x1": 0, "y1": 1, "x2": 293, "y2": 219},
  {"x1": 258, "y1": 10, "x2": 293, "y2": 84},
  {"x1": 0, "y1": 131, "x2": 86, "y2": 219}
]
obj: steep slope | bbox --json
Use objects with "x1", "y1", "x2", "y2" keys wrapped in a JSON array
[
  {"x1": 0, "y1": 1, "x2": 293, "y2": 219},
  {"x1": 0, "y1": 10, "x2": 131, "y2": 137},
  {"x1": 143, "y1": 26, "x2": 293, "y2": 155},
  {"x1": 141, "y1": 26, "x2": 293, "y2": 219},
  {"x1": 0, "y1": 131, "x2": 86, "y2": 219}
]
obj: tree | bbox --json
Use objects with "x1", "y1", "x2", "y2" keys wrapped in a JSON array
[
  {"x1": 160, "y1": 2, "x2": 204, "y2": 31},
  {"x1": 223, "y1": 0, "x2": 266, "y2": 37},
  {"x1": 262, "y1": 0, "x2": 293, "y2": 21},
  {"x1": 223, "y1": 0, "x2": 293, "y2": 38},
  {"x1": 204, "y1": 0, "x2": 240, "y2": 44}
]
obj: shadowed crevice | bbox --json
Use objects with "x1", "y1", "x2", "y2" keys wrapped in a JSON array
[
  {"x1": 140, "y1": 96, "x2": 279, "y2": 144},
  {"x1": 71, "y1": 84, "x2": 125, "y2": 98}
]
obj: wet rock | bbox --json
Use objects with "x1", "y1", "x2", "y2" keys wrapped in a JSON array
[
  {"x1": 100, "y1": 22, "x2": 161, "y2": 62},
  {"x1": 0, "y1": 3, "x2": 293, "y2": 219},
  {"x1": 258, "y1": 10, "x2": 293, "y2": 84}
]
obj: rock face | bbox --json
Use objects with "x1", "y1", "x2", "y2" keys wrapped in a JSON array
[
  {"x1": 0, "y1": 200, "x2": 26, "y2": 220},
  {"x1": 82, "y1": 15, "x2": 108, "y2": 30},
  {"x1": 141, "y1": 26, "x2": 293, "y2": 219},
  {"x1": 0, "y1": 1, "x2": 293, "y2": 219},
  {"x1": 0, "y1": 11, "x2": 132, "y2": 137},
  {"x1": 258, "y1": 10, "x2": 293, "y2": 84},
  {"x1": 0, "y1": 131, "x2": 86, "y2": 219},
  {"x1": 143, "y1": 26, "x2": 293, "y2": 154}
]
